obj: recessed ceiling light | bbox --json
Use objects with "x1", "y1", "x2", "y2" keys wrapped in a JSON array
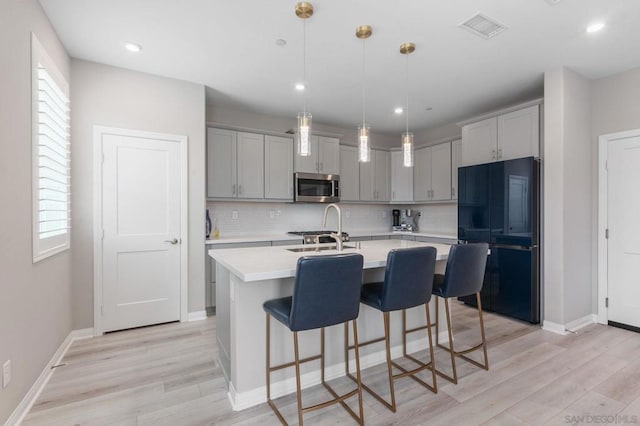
[
  {"x1": 586, "y1": 22, "x2": 605, "y2": 33},
  {"x1": 295, "y1": 83, "x2": 305, "y2": 91},
  {"x1": 124, "y1": 42, "x2": 142, "y2": 52},
  {"x1": 394, "y1": 107, "x2": 404, "y2": 114},
  {"x1": 276, "y1": 39, "x2": 287, "y2": 46}
]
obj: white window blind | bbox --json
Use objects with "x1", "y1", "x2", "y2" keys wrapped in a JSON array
[{"x1": 32, "y1": 34, "x2": 71, "y2": 262}]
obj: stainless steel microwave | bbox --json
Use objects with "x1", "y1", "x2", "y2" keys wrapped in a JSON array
[{"x1": 294, "y1": 172, "x2": 340, "y2": 203}]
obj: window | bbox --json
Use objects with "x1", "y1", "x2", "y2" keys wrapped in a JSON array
[{"x1": 32, "y1": 34, "x2": 71, "y2": 262}]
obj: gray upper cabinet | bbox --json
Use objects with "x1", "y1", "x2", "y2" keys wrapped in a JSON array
[
  {"x1": 413, "y1": 142, "x2": 452, "y2": 202},
  {"x1": 359, "y1": 149, "x2": 390, "y2": 202},
  {"x1": 391, "y1": 151, "x2": 414, "y2": 202},
  {"x1": 339, "y1": 145, "x2": 359, "y2": 201},
  {"x1": 236, "y1": 132, "x2": 264, "y2": 199},
  {"x1": 207, "y1": 128, "x2": 237, "y2": 198},
  {"x1": 294, "y1": 135, "x2": 340, "y2": 174},
  {"x1": 264, "y1": 135, "x2": 293, "y2": 200},
  {"x1": 451, "y1": 138, "x2": 462, "y2": 200},
  {"x1": 461, "y1": 103, "x2": 540, "y2": 166}
]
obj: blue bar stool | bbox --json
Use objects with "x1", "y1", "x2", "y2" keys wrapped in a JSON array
[
  {"x1": 432, "y1": 243, "x2": 490, "y2": 384},
  {"x1": 264, "y1": 253, "x2": 365, "y2": 426},
  {"x1": 345, "y1": 246, "x2": 437, "y2": 412}
]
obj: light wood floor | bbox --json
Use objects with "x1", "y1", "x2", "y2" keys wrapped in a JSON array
[{"x1": 23, "y1": 303, "x2": 640, "y2": 425}]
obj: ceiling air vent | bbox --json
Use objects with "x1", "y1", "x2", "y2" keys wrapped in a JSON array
[{"x1": 459, "y1": 12, "x2": 507, "y2": 39}]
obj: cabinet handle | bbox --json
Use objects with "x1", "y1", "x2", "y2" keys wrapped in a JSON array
[
  {"x1": 239, "y1": 184, "x2": 243, "y2": 195},
  {"x1": 319, "y1": 161, "x2": 323, "y2": 171},
  {"x1": 232, "y1": 184, "x2": 236, "y2": 195},
  {"x1": 491, "y1": 149, "x2": 497, "y2": 160},
  {"x1": 392, "y1": 190, "x2": 396, "y2": 200},
  {"x1": 497, "y1": 148, "x2": 502, "y2": 159},
  {"x1": 452, "y1": 187, "x2": 455, "y2": 198}
]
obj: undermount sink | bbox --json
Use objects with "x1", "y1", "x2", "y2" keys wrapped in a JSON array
[{"x1": 287, "y1": 244, "x2": 356, "y2": 253}]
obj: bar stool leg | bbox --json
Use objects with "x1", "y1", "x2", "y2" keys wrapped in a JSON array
[
  {"x1": 383, "y1": 312, "x2": 397, "y2": 412},
  {"x1": 445, "y1": 298, "x2": 458, "y2": 383},
  {"x1": 477, "y1": 293, "x2": 489, "y2": 370},
  {"x1": 425, "y1": 303, "x2": 438, "y2": 393},
  {"x1": 293, "y1": 331, "x2": 304, "y2": 426},
  {"x1": 351, "y1": 319, "x2": 365, "y2": 425}
]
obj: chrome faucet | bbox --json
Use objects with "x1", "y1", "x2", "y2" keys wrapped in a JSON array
[{"x1": 322, "y1": 203, "x2": 344, "y2": 252}]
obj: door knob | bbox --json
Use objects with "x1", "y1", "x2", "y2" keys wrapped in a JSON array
[{"x1": 164, "y1": 238, "x2": 179, "y2": 245}]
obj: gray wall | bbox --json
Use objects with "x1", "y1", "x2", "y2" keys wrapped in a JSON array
[
  {"x1": 591, "y1": 67, "x2": 640, "y2": 312},
  {"x1": 543, "y1": 67, "x2": 593, "y2": 326},
  {"x1": 0, "y1": 0, "x2": 72, "y2": 423},
  {"x1": 71, "y1": 60, "x2": 207, "y2": 328}
]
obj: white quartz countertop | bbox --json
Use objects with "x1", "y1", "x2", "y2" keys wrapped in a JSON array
[
  {"x1": 205, "y1": 230, "x2": 456, "y2": 245},
  {"x1": 205, "y1": 233, "x2": 302, "y2": 245},
  {"x1": 209, "y1": 239, "x2": 452, "y2": 282}
]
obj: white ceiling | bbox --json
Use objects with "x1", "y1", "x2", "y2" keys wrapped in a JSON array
[{"x1": 39, "y1": 0, "x2": 640, "y2": 135}]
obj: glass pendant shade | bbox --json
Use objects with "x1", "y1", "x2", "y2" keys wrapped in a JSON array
[
  {"x1": 402, "y1": 132, "x2": 414, "y2": 167},
  {"x1": 358, "y1": 124, "x2": 371, "y2": 162},
  {"x1": 297, "y1": 112, "x2": 312, "y2": 156}
]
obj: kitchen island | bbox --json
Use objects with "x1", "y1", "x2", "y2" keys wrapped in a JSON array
[{"x1": 209, "y1": 239, "x2": 452, "y2": 410}]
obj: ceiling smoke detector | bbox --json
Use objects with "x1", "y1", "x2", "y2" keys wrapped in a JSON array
[
  {"x1": 544, "y1": 0, "x2": 563, "y2": 5},
  {"x1": 459, "y1": 12, "x2": 507, "y2": 39}
]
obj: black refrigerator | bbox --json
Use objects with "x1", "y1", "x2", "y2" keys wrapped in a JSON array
[{"x1": 457, "y1": 157, "x2": 540, "y2": 324}]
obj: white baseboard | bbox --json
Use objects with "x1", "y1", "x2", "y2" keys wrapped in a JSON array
[
  {"x1": 542, "y1": 314, "x2": 597, "y2": 336},
  {"x1": 228, "y1": 332, "x2": 448, "y2": 411},
  {"x1": 5, "y1": 328, "x2": 94, "y2": 426},
  {"x1": 565, "y1": 314, "x2": 597, "y2": 333},
  {"x1": 187, "y1": 310, "x2": 207, "y2": 322},
  {"x1": 542, "y1": 320, "x2": 568, "y2": 335}
]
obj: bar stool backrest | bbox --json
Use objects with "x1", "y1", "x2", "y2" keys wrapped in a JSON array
[
  {"x1": 441, "y1": 243, "x2": 489, "y2": 298},
  {"x1": 380, "y1": 246, "x2": 437, "y2": 312},
  {"x1": 289, "y1": 253, "x2": 364, "y2": 331}
]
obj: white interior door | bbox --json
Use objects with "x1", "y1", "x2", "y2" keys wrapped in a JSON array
[
  {"x1": 608, "y1": 134, "x2": 640, "y2": 329},
  {"x1": 100, "y1": 131, "x2": 182, "y2": 332}
]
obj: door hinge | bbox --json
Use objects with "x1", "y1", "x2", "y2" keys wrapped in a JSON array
[
  {"x1": 605, "y1": 229, "x2": 609, "y2": 239},
  {"x1": 605, "y1": 297, "x2": 609, "y2": 308}
]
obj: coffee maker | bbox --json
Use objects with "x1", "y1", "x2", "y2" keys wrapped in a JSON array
[{"x1": 392, "y1": 209, "x2": 401, "y2": 229}]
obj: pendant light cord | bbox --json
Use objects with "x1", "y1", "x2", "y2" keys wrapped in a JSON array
[
  {"x1": 362, "y1": 38, "x2": 366, "y2": 126},
  {"x1": 405, "y1": 53, "x2": 409, "y2": 134},
  {"x1": 303, "y1": 18, "x2": 307, "y2": 114}
]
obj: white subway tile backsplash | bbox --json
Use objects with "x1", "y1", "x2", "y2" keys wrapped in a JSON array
[{"x1": 206, "y1": 201, "x2": 457, "y2": 236}]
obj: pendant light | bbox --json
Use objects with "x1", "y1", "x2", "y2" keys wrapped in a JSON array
[
  {"x1": 400, "y1": 42, "x2": 415, "y2": 167},
  {"x1": 356, "y1": 25, "x2": 372, "y2": 163},
  {"x1": 296, "y1": 2, "x2": 313, "y2": 157}
]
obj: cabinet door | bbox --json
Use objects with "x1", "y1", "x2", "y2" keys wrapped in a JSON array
[
  {"x1": 318, "y1": 136, "x2": 340, "y2": 174},
  {"x1": 431, "y1": 142, "x2": 452, "y2": 201},
  {"x1": 207, "y1": 128, "x2": 237, "y2": 198},
  {"x1": 264, "y1": 135, "x2": 293, "y2": 200},
  {"x1": 451, "y1": 138, "x2": 462, "y2": 200},
  {"x1": 339, "y1": 146, "x2": 359, "y2": 201},
  {"x1": 497, "y1": 105, "x2": 539, "y2": 161},
  {"x1": 461, "y1": 117, "x2": 497, "y2": 166},
  {"x1": 236, "y1": 132, "x2": 264, "y2": 199},
  {"x1": 391, "y1": 151, "x2": 413, "y2": 202},
  {"x1": 359, "y1": 153, "x2": 375, "y2": 201},
  {"x1": 374, "y1": 150, "x2": 391, "y2": 201},
  {"x1": 413, "y1": 147, "x2": 431, "y2": 202},
  {"x1": 294, "y1": 135, "x2": 319, "y2": 173}
]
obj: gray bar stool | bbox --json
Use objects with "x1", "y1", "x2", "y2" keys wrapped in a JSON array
[
  {"x1": 345, "y1": 246, "x2": 437, "y2": 412},
  {"x1": 432, "y1": 243, "x2": 490, "y2": 384},
  {"x1": 264, "y1": 253, "x2": 365, "y2": 425}
]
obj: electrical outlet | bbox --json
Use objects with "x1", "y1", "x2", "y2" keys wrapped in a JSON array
[
  {"x1": 2, "y1": 360, "x2": 10, "y2": 388},
  {"x1": 232, "y1": 210, "x2": 239, "y2": 220},
  {"x1": 345, "y1": 211, "x2": 351, "y2": 219},
  {"x1": 269, "y1": 210, "x2": 275, "y2": 219}
]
